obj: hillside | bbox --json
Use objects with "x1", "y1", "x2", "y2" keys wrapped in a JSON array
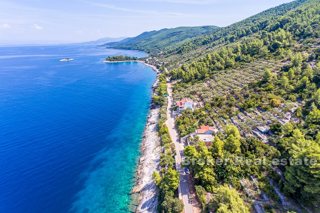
[
  {"x1": 161, "y1": 0, "x2": 308, "y2": 66},
  {"x1": 145, "y1": 0, "x2": 320, "y2": 212},
  {"x1": 106, "y1": 26, "x2": 219, "y2": 54}
]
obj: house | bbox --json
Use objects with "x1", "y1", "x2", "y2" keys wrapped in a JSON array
[
  {"x1": 194, "y1": 125, "x2": 218, "y2": 146},
  {"x1": 176, "y1": 98, "x2": 194, "y2": 111},
  {"x1": 185, "y1": 134, "x2": 213, "y2": 146},
  {"x1": 196, "y1": 125, "x2": 218, "y2": 135}
]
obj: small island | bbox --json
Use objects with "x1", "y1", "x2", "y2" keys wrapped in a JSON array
[{"x1": 104, "y1": 55, "x2": 138, "y2": 62}]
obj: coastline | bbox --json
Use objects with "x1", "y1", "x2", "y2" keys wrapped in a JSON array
[
  {"x1": 131, "y1": 107, "x2": 161, "y2": 212},
  {"x1": 104, "y1": 60, "x2": 160, "y2": 75},
  {"x1": 138, "y1": 61, "x2": 160, "y2": 74},
  {"x1": 130, "y1": 61, "x2": 161, "y2": 212},
  {"x1": 104, "y1": 60, "x2": 137, "y2": 63}
]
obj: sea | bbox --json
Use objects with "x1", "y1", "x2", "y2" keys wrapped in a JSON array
[{"x1": 0, "y1": 44, "x2": 156, "y2": 213}]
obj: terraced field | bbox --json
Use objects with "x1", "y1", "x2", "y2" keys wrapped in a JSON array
[
  {"x1": 174, "y1": 60, "x2": 283, "y2": 103},
  {"x1": 173, "y1": 59, "x2": 301, "y2": 143}
]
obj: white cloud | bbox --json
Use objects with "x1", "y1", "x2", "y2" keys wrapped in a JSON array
[
  {"x1": 33, "y1": 24, "x2": 43, "y2": 30},
  {"x1": 1, "y1": 23, "x2": 11, "y2": 29}
]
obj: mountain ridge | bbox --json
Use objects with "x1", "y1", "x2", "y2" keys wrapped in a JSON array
[{"x1": 106, "y1": 26, "x2": 220, "y2": 54}]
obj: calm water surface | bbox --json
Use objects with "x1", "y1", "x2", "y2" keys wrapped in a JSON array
[{"x1": 0, "y1": 45, "x2": 156, "y2": 213}]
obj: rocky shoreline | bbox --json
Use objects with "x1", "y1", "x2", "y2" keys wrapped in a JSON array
[
  {"x1": 131, "y1": 107, "x2": 161, "y2": 213},
  {"x1": 130, "y1": 62, "x2": 161, "y2": 213},
  {"x1": 104, "y1": 60, "x2": 160, "y2": 75}
]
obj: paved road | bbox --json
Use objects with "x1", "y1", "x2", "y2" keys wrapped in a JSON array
[{"x1": 166, "y1": 82, "x2": 200, "y2": 213}]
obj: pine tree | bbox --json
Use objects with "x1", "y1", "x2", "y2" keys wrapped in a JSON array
[
  {"x1": 209, "y1": 185, "x2": 249, "y2": 213},
  {"x1": 212, "y1": 136, "x2": 224, "y2": 158},
  {"x1": 224, "y1": 125, "x2": 241, "y2": 153},
  {"x1": 284, "y1": 140, "x2": 320, "y2": 203}
]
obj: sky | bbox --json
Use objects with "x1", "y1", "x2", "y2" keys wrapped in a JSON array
[{"x1": 0, "y1": 0, "x2": 293, "y2": 45}]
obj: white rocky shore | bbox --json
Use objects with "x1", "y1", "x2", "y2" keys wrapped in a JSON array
[
  {"x1": 130, "y1": 61, "x2": 161, "y2": 213},
  {"x1": 131, "y1": 107, "x2": 161, "y2": 213}
]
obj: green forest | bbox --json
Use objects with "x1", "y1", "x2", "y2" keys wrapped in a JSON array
[
  {"x1": 105, "y1": 55, "x2": 138, "y2": 62},
  {"x1": 110, "y1": 0, "x2": 320, "y2": 212}
]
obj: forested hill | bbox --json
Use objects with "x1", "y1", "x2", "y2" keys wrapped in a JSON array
[
  {"x1": 105, "y1": 26, "x2": 219, "y2": 54},
  {"x1": 162, "y1": 0, "x2": 308, "y2": 64},
  {"x1": 131, "y1": 0, "x2": 319, "y2": 212},
  {"x1": 170, "y1": 0, "x2": 320, "y2": 81},
  {"x1": 108, "y1": 0, "x2": 313, "y2": 68}
]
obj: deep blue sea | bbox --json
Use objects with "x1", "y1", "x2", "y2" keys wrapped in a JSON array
[{"x1": 0, "y1": 45, "x2": 156, "y2": 213}]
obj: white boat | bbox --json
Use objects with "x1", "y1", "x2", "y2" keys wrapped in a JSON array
[{"x1": 59, "y1": 58, "x2": 74, "y2": 62}]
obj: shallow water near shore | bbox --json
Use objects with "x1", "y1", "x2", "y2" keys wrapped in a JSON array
[{"x1": 0, "y1": 45, "x2": 156, "y2": 213}]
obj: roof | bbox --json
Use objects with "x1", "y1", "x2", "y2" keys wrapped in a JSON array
[
  {"x1": 176, "y1": 98, "x2": 193, "y2": 108},
  {"x1": 196, "y1": 125, "x2": 216, "y2": 134},
  {"x1": 197, "y1": 134, "x2": 214, "y2": 142},
  {"x1": 184, "y1": 102, "x2": 194, "y2": 109}
]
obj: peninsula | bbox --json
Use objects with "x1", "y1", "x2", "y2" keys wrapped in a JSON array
[{"x1": 104, "y1": 55, "x2": 138, "y2": 62}]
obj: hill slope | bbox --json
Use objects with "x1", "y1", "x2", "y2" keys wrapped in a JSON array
[
  {"x1": 144, "y1": 0, "x2": 320, "y2": 212},
  {"x1": 109, "y1": 0, "x2": 309, "y2": 67},
  {"x1": 162, "y1": 0, "x2": 313, "y2": 68},
  {"x1": 106, "y1": 26, "x2": 219, "y2": 54}
]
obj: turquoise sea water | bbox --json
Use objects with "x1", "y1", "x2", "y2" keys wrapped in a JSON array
[{"x1": 0, "y1": 45, "x2": 156, "y2": 213}]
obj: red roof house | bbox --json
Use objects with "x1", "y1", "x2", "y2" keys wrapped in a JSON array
[
  {"x1": 196, "y1": 125, "x2": 217, "y2": 134},
  {"x1": 176, "y1": 98, "x2": 194, "y2": 111}
]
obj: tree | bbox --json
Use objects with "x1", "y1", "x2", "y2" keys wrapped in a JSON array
[
  {"x1": 298, "y1": 76, "x2": 310, "y2": 89},
  {"x1": 153, "y1": 95, "x2": 164, "y2": 106},
  {"x1": 161, "y1": 168, "x2": 180, "y2": 192},
  {"x1": 224, "y1": 125, "x2": 241, "y2": 153},
  {"x1": 307, "y1": 104, "x2": 320, "y2": 125},
  {"x1": 316, "y1": 132, "x2": 320, "y2": 144},
  {"x1": 288, "y1": 68, "x2": 295, "y2": 80},
  {"x1": 208, "y1": 185, "x2": 249, "y2": 213},
  {"x1": 195, "y1": 185, "x2": 207, "y2": 210},
  {"x1": 225, "y1": 125, "x2": 241, "y2": 139},
  {"x1": 314, "y1": 89, "x2": 320, "y2": 107},
  {"x1": 195, "y1": 167, "x2": 217, "y2": 192},
  {"x1": 225, "y1": 135, "x2": 241, "y2": 154},
  {"x1": 304, "y1": 65, "x2": 314, "y2": 80},
  {"x1": 153, "y1": 171, "x2": 162, "y2": 186},
  {"x1": 212, "y1": 136, "x2": 224, "y2": 158},
  {"x1": 263, "y1": 68, "x2": 275, "y2": 83},
  {"x1": 283, "y1": 140, "x2": 320, "y2": 204},
  {"x1": 160, "y1": 152, "x2": 175, "y2": 168},
  {"x1": 280, "y1": 75, "x2": 290, "y2": 89},
  {"x1": 161, "y1": 191, "x2": 184, "y2": 213},
  {"x1": 282, "y1": 122, "x2": 294, "y2": 136},
  {"x1": 270, "y1": 97, "x2": 282, "y2": 107},
  {"x1": 295, "y1": 106, "x2": 303, "y2": 118},
  {"x1": 270, "y1": 122, "x2": 282, "y2": 135},
  {"x1": 184, "y1": 145, "x2": 199, "y2": 160},
  {"x1": 185, "y1": 143, "x2": 217, "y2": 191},
  {"x1": 291, "y1": 52, "x2": 303, "y2": 67}
]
